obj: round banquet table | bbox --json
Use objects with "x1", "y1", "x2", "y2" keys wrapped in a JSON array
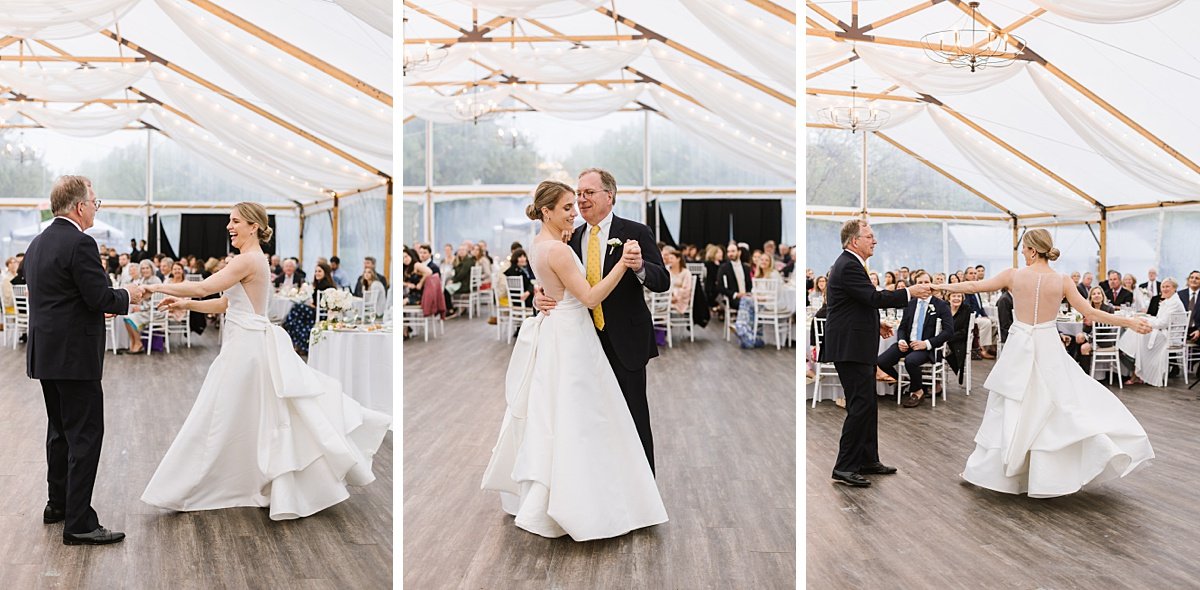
[
  {"x1": 1056, "y1": 321, "x2": 1084, "y2": 336},
  {"x1": 778, "y1": 281, "x2": 798, "y2": 314},
  {"x1": 268, "y1": 295, "x2": 302, "y2": 324},
  {"x1": 308, "y1": 328, "x2": 393, "y2": 421}
]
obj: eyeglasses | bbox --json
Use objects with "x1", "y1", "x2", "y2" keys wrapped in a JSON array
[
  {"x1": 575, "y1": 189, "x2": 611, "y2": 198},
  {"x1": 81, "y1": 198, "x2": 101, "y2": 210}
]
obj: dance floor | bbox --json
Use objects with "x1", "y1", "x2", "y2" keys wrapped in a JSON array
[
  {"x1": 403, "y1": 315, "x2": 797, "y2": 589},
  {"x1": 0, "y1": 328, "x2": 393, "y2": 589},
  {"x1": 807, "y1": 359, "x2": 1200, "y2": 589}
]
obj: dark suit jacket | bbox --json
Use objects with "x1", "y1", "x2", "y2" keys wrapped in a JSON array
[
  {"x1": 1181, "y1": 288, "x2": 1200, "y2": 313},
  {"x1": 1139, "y1": 280, "x2": 1160, "y2": 298},
  {"x1": 273, "y1": 269, "x2": 306, "y2": 289},
  {"x1": 1147, "y1": 295, "x2": 1162, "y2": 318},
  {"x1": 996, "y1": 291, "x2": 1014, "y2": 343},
  {"x1": 896, "y1": 296, "x2": 954, "y2": 354},
  {"x1": 1076, "y1": 282, "x2": 1089, "y2": 299},
  {"x1": 569, "y1": 215, "x2": 669, "y2": 372},
  {"x1": 964, "y1": 292, "x2": 988, "y2": 318},
  {"x1": 24, "y1": 218, "x2": 131, "y2": 381},
  {"x1": 716, "y1": 261, "x2": 753, "y2": 302},
  {"x1": 1104, "y1": 285, "x2": 1133, "y2": 308},
  {"x1": 820, "y1": 250, "x2": 908, "y2": 364},
  {"x1": 945, "y1": 304, "x2": 975, "y2": 375}
]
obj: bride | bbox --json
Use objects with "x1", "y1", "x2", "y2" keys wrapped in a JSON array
[
  {"x1": 480, "y1": 180, "x2": 667, "y2": 540},
  {"x1": 933, "y1": 229, "x2": 1154, "y2": 498},
  {"x1": 140, "y1": 202, "x2": 390, "y2": 519}
]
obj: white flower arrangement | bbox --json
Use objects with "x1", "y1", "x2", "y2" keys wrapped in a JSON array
[
  {"x1": 281, "y1": 282, "x2": 313, "y2": 302},
  {"x1": 321, "y1": 288, "x2": 353, "y2": 312}
]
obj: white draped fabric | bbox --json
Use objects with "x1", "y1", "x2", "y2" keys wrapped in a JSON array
[
  {"x1": 807, "y1": 38, "x2": 852, "y2": 72},
  {"x1": 403, "y1": 86, "x2": 513, "y2": 124},
  {"x1": 156, "y1": 71, "x2": 379, "y2": 191},
  {"x1": 0, "y1": 0, "x2": 140, "y2": 40},
  {"x1": 0, "y1": 103, "x2": 16, "y2": 122},
  {"x1": 1028, "y1": 0, "x2": 1181, "y2": 23},
  {"x1": 651, "y1": 88, "x2": 794, "y2": 181},
  {"x1": 152, "y1": 107, "x2": 326, "y2": 200},
  {"x1": 0, "y1": 63, "x2": 149, "y2": 102},
  {"x1": 302, "y1": 212, "x2": 334, "y2": 275},
  {"x1": 856, "y1": 44, "x2": 1027, "y2": 96},
  {"x1": 337, "y1": 189, "x2": 388, "y2": 282},
  {"x1": 804, "y1": 95, "x2": 927, "y2": 130},
  {"x1": 1028, "y1": 66, "x2": 1200, "y2": 199},
  {"x1": 20, "y1": 105, "x2": 146, "y2": 138},
  {"x1": 156, "y1": 0, "x2": 392, "y2": 161},
  {"x1": 929, "y1": 107, "x2": 1095, "y2": 216},
  {"x1": 403, "y1": 45, "x2": 476, "y2": 83},
  {"x1": 450, "y1": 0, "x2": 607, "y2": 18},
  {"x1": 333, "y1": 0, "x2": 392, "y2": 37},
  {"x1": 477, "y1": 41, "x2": 646, "y2": 83},
  {"x1": 510, "y1": 85, "x2": 644, "y2": 121},
  {"x1": 652, "y1": 44, "x2": 793, "y2": 151},
  {"x1": 679, "y1": 0, "x2": 795, "y2": 91}
]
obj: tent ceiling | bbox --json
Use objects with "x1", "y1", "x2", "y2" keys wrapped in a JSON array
[{"x1": 806, "y1": 0, "x2": 1200, "y2": 220}]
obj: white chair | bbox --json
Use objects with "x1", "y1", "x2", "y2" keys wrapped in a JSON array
[
  {"x1": 166, "y1": 306, "x2": 192, "y2": 349},
  {"x1": 648, "y1": 290, "x2": 671, "y2": 348},
  {"x1": 686, "y1": 262, "x2": 706, "y2": 285},
  {"x1": 0, "y1": 303, "x2": 12, "y2": 346},
  {"x1": 493, "y1": 273, "x2": 511, "y2": 342},
  {"x1": 402, "y1": 305, "x2": 430, "y2": 342},
  {"x1": 1166, "y1": 312, "x2": 1190, "y2": 384},
  {"x1": 184, "y1": 273, "x2": 203, "y2": 282},
  {"x1": 753, "y1": 277, "x2": 791, "y2": 350},
  {"x1": 810, "y1": 317, "x2": 842, "y2": 407},
  {"x1": 140, "y1": 292, "x2": 170, "y2": 355},
  {"x1": 961, "y1": 312, "x2": 977, "y2": 395},
  {"x1": 505, "y1": 275, "x2": 533, "y2": 343},
  {"x1": 896, "y1": 318, "x2": 949, "y2": 407},
  {"x1": 105, "y1": 315, "x2": 119, "y2": 354},
  {"x1": 474, "y1": 267, "x2": 494, "y2": 318},
  {"x1": 1090, "y1": 323, "x2": 1122, "y2": 388},
  {"x1": 452, "y1": 268, "x2": 478, "y2": 319},
  {"x1": 11, "y1": 285, "x2": 29, "y2": 349},
  {"x1": 667, "y1": 274, "x2": 698, "y2": 345},
  {"x1": 724, "y1": 296, "x2": 740, "y2": 342}
]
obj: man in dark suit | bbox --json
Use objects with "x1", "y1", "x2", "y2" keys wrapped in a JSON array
[
  {"x1": 717, "y1": 241, "x2": 753, "y2": 307},
  {"x1": 1101, "y1": 270, "x2": 1133, "y2": 307},
  {"x1": 876, "y1": 271, "x2": 953, "y2": 407},
  {"x1": 1080, "y1": 272, "x2": 1094, "y2": 298},
  {"x1": 534, "y1": 168, "x2": 669, "y2": 474},
  {"x1": 1140, "y1": 268, "x2": 1160, "y2": 299},
  {"x1": 1180, "y1": 271, "x2": 1200, "y2": 313},
  {"x1": 822, "y1": 219, "x2": 930, "y2": 487},
  {"x1": 25, "y1": 176, "x2": 144, "y2": 546},
  {"x1": 996, "y1": 287, "x2": 1014, "y2": 344},
  {"x1": 272, "y1": 258, "x2": 305, "y2": 290}
]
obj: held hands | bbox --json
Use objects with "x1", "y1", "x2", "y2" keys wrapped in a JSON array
[
  {"x1": 879, "y1": 323, "x2": 894, "y2": 339},
  {"x1": 1128, "y1": 317, "x2": 1152, "y2": 335},
  {"x1": 620, "y1": 240, "x2": 642, "y2": 272},
  {"x1": 909, "y1": 283, "x2": 933, "y2": 299},
  {"x1": 126, "y1": 284, "x2": 145, "y2": 304},
  {"x1": 157, "y1": 296, "x2": 188, "y2": 313},
  {"x1": 560, "y1": 228, "x2": 571, "y2": 244},
  {"x1": 532, "y1": 285, "x2": 557, "y2": 315}
]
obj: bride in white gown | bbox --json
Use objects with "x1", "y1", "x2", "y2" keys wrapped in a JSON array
[
  {"x1": 481, "y1": 180, "x2": 667, "y2": 540},
  {"x1": 139, "y1": 203, "x2": 390, "y2": 519},
  {"x1": 934, "y1": 229, "x2": 1154, "y2": 498}
]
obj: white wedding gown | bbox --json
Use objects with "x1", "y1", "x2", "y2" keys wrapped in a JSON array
[
  {"x1": 481, "y1": 246, "x2": 667, "y2": 540},
  {"x1": 141, "y1": 270, "x2": 391, "y2": 519},
  {"x1": 962, "y1": 271, "x2": 1154, "y2": 498}
]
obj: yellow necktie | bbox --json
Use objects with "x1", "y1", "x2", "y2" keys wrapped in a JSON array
[{"x1": 587, "y1": 225, "x2": 605, "y2": 330}]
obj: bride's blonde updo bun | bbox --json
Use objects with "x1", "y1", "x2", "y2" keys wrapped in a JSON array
[
  {"x1": 526, "y1": 180, "x2": 574, "y2": 221},
  {"x1": 1023, "y1": 228, "x2": 1059, "y2": 261},
  {"x1": 234, "y1": 202, "x2": 273, "y2": 243}
]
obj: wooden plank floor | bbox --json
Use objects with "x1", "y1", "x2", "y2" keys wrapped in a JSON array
[
  {"x1": 403, "y1": 316, "x2": 797, "y2": 589},
  {"x1": 807, "y1": 359, "x2": 1200, "y2": 589},
  {"x1": 0, "y1": 328, "x2": 392, "y2": 589}
]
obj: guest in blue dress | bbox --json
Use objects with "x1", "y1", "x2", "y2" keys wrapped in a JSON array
[{"x1": 282, "y1": 261, "x2": 335, "y2": 355}]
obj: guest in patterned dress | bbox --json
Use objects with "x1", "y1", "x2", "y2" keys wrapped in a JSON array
[{"x1": 282, "y1": 262, "x2": 335, "y2": 355}]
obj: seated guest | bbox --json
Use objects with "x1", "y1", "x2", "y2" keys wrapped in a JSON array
[
  {"x1": 778, "y1": 244, "x2": 794, "y2": 278},
  {"x1": 202, "y1": 257, "x2": 219, "y2": 278},
  {"x1": 273, "y1": 258, "x2": 305, "y2": 290},
  {"x1": 717, "y1": 242, "x2": 752, "y2": 307},
  {"x1": 943, "y1": 292, "x2": 975, "y2": 382},
  {"x1": 869, "y1": 271, "x2": 880, "y2": 290},
  {"x1": 157, "y1": 256, "x2": 174, "y2": 282},
  {"x1": 996, "y1": 286, "x2": 1013, "y2": 345},
  {"x1": 1079, "y1": 272, "x2": 1094, "y2": 298},
  {"x1": 442, "y1": 245, "x2": 474, "y2": 318},
  {"x1": 164, "y1": 263, "x2": 189, "y2": 321},
  {"x1": 963, "y1": 266, "x2": 996, "y2": 359},
  {"x1": 473, "y1": 243, "x2": 493, "y2": 280},
  {"x1": 360, "y1": 267, "x2": 388, "y2": 316},
  {"x1": 1180, "y1": 270, "x2": 1200, "y2": 312},
  {"x1": 402, "y1": 248, "x2": 432, "y2": 305},
  {"x1": 884, "y1": 271, "x2": 896, "y2": 291},
  {"x1": 753, "y1": 249, "x2": 779, "y2": 281},
  {"x1": 1101, "y1": 270, "x2": 1133, "y2": 308},
  {"x1": 503, "y1": 248, "x2": 536, "y2": 310},
  {"x1": 1140, "y1": 268, "x2": 1160, "y2": 299},
  {"x1": 1123, "y1": 273, "x2": 1147, "y2": 311},
  {"x1": 329, "y1": 255, "x2": 350, "y2": 289},
  {"x1": 703, "y1": 244, "x2": 723, "y2": 310},
  {"x1": 1072, "y1": 286, "x2": 1115, "y2": 372},
  {"x1": 876, "y1": 271, "x2": 953, "y2": 407},
  {"x1": 895, "y1": 279, "x2": 908, "y2": 291},
  {"x1": 1, "y1": 256, "x2": 17, "y2": 316},
  {"x1": 353, "y1": 256, "x2": 389, "y2": 296},
  {"x1": 1121, "y1": 277, "x2": 1184, "y2": 386},
  {"x1": 269, "y1": 254, "x2": 282, "y2": 279},
  {"x1": 416, "y1": 243, "x2": 440, "y2": 276},
  {"x1": 119, "y1": 260, "x2": 164, "y2": 354},
  {"x1": 809, "y1": 276, "x2": 828, "y2": 309},
  {"x1": 663, "y1": 247, "x2": 693, "y2": 315},
  {"x1": 282, "y1": 262, "x2": 337, "y2": 355}
]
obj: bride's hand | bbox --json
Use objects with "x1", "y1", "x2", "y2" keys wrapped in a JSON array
[
  {"x1": 157, "y1": 296, "x2": 188, "y2": 313},
  {"x1": 1128, "y1": 317, "x2": 1152, "y2": 335}
]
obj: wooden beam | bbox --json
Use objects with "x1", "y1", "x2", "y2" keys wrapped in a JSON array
[
  {"x1": 806, "y1": 87, "x2": 923, "y2": 102},
  {"x1": 806, "y1": 1, "x2": 851, "y2": 32},
  {"x1": 807, "y1": 56, "x2": 856, "y2": 81},
  {"x1": 806, "y1": 28, "x2": 1025, "y2": 60},
  {"x1": 1098, "y1": 209, "x2": 1107, "y2": 279},
  {"x1": 0, "y1": 55, "x2": 145, "y2": 63},
  {"x1": 861, "y1": 1, "x2": 943, "y2": 33},
  {"x1": 406, "y1": 34, "x2": 644, "y2": 44},
  {"x1": 384, "y1": 180, "x2": 393, "y2": 274},
  {"x1": 403, "y1": 1, "x2": 466, "y2": 34},
  {"x1": 407, "y1": 78, "x2": 639, "y2": 87},
  {"x1": 745, "y1": 0, "x2": 796, "y2": 24},
  {"x1": 874, "y1": 131, "x2": 1015, "y2": 217},
  {"x1": 806, "y1": 17, "x2": 828, "y2": 30},
  {"x1": 806, "y1": 209, "x2": 1010, "y2": 222},
  {"x1": 936, "y1": 103, "x2": 1103, "y2": 208},
  {"x1": 104, "y1": 31, "x2": 387, "y2": 180},
  {"x1": 331, "y1": 195, "x2": 340, "y2": 256},
  {"x1": 184, "y1": 0, "x2": 391, "y2": 106},
  {"x1": 0, "y1": 36, "x2": 18, "y2": 51},
  {"x1": 1012, "y1": 220, "x2": 1019, "y2": 267},
  {"x1": 128, "y1": 87, "x2": 201, "y2": 126},
  {"x1": 1107, "y1": 200, "x2": 1200, "y2": 213},
  {"x1": 596, "y1": 6, "x2": 794, "y2": 106},
  {"x1": 1020, "y1": 219, "x2": 1098, "y2": 229}
]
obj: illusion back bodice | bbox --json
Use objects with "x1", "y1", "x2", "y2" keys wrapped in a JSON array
[
  {"x1": 530, "y1": 239, "x2": 585, "y2": 311},
  {"x1": 1011, "y1": 269, "x2": 1064, "y2": 325},
  {"x1": 225, "y1": 259, "x2": 271, "y2": 317}
]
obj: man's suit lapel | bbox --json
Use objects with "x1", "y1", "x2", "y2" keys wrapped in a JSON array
[
  {"x1": 569, "y1": 224, "x2": 585, "y2": 260},
  {"x1": 603, "y1": 216, "x2": 623, "y2": 275}
]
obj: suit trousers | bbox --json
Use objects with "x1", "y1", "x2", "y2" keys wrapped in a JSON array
[
  {"x1": 41, "y1": 379, "x2": 104, "y2": 534},
  {"x1": 833, "y1": 361, "x2": 879, "y2": 474},
  {"x1": 876, "y1": 343, "x2": 936, "y2": 393},
  {"x1": 598, "y1": 329, "x2": 654, "y2": 475}
]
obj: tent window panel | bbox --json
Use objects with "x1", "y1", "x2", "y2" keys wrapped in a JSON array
[
  {"x1": 1, "y1": 209, "x2": 45, "y2": 260},
  {"x1": 402, "y1": 200, "x2": 425, "y2": 248},
  {"x1": 337, "y1": 193, "x2": 387, "y2": 284},
  {"x1": 652, "y1": 115, "x2": 787, "y2": 187},
  {"x1": 76, "y1": 132, "x2": 147, "y2": 201},
  {"x1": 431, "y1": 122, "x2": 541, "y2": 186},
  {"x1": 1160, "y1": 212, "x2": 1200, "y2": 281},
  {"x1": 805, "y1": 218, "x2": 846, "y2": 279},
  {"x1": 869, "y1": 223, "x2": 944, "y2": 277},
  {"x1": 403, "y1": 119, "x2": 426, "y2": 189},
  {"x1": 1107, "y1": 214, "x2": 1161, "y2": 283},
  {"x1": 275, "y1": 215, "x2": 301, "y2": 261},
  {"x1": 536, "y1": 112, "x2": 644, "y2": 188},
  {"x1": 867, "y1": 133, "x2": 997, "y2": 214},
  {"x1": 302, "y1": 212, "x2": 333, "y2": 277},
  {"x1": 806, "y1": 128, "x2": 861, "y2": 208},
  {"x1": 947, "y1": 224, "x2": 1016, "y2": 276},
  {"x1": 433, "y1": 196, "x2": 534, "y2": 262}
]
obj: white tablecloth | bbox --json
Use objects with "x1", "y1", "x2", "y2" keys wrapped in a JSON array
[
  {"x1": 308, "y1": 330, "x2": 393, "y2": 419},
  {"x1": 269, "y1": 295, "x2": 301, "y2": 324},
  {"x1": 1056, "y1": 321, "x2": 1084, "y2": 336},
  {"x1": 779, "y1": 282, "x2": 798, "y2": 314}
]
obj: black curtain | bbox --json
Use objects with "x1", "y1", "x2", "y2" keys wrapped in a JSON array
[
  {"x1": 643, "y1": 201, "x2": 677, "y2": 248},
  {"x1": 146, "y1": 214, "x2": 177, "y2": 259},
  {"x1": 177, "y1": 213, "x2": 276, "y2": 261},
  {"x1": 678, "y1": 199, "x2": 782, "y2": 250}
]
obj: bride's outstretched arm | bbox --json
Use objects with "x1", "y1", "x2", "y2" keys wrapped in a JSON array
[
  {"x1": 146, "y1": 256, "x2": 252, "y2": 298},
  {"x1": 157, "y1": 296, "x2": 228, "y2": 315},
  {"x1": 935, "y1": 268, "x2": 1013, "y2": 295},
  {"x1": 1063, "y1": 275, "x2": 1151, "y2": 333},
  {"x1": 550, "y1": 240, "x2": 629, "y2": 309}
]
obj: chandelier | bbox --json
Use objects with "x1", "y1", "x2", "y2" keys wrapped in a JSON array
[
  {"x1": 402, "y1": 16, "x2": 448, "y2": 76},
  {"x1": 818, "y1": 85, "x2": 890, "y2": 133},
  {"x1": 497, "y1": 115, "x2": 527, "y2": 148},
  {"x1": 449, "y1": 86, "x2": 501, "y2": 125},
  {"x1": 1, "y1": 130, "x2": 39, "y2": 164},
  {"x1": 921, "y1": 2, "x2": 1026, "y2": 72}
]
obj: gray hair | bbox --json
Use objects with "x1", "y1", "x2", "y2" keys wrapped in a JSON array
[
  {"x1": 138, "y1": 260, "x2": 155, "y2": 272},
  {"x1": 840, "y1": 219, "x2": 867, "y2": 249},
  {"x1": 1162, "y1": 277, "x2": 1178, "y2": 289}
]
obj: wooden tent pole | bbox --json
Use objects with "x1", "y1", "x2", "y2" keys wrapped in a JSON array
[
  {"x1": 331, "y1": 195, "x2": 340, "y2": 257},
  {"x1": 1012, "y1": 219, "x2": 1019, "y2": 268},
  {"x1": 1098, "y1": 208, "x2": 1108, "y2": 281},
  {"x1": 385, "y1": 180, "x2": 393, "y2": 275}
]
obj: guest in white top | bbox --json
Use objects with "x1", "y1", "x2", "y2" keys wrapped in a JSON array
[
  {"x1": 1120, "y1": 278, "x2": 1185, "y2": 387},
  {"x1": 1, "y1": 256, "x2": 17, "y2": 313}
]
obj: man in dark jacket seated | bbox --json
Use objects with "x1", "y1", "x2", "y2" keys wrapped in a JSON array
[{"x1": 875, "y1": 271, "x2": 953, "y2": 407}]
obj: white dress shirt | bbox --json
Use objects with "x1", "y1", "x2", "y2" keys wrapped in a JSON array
[
  {"x1": 902, "y1": 297, "x2": 934, "y2": 349},
  {"x1": 579, "y1": 210, "x2": 646, "y2": 283}
]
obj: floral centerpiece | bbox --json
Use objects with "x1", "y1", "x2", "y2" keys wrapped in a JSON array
[
  {"x1": 279, "y1": 282, "x2": 313, "y2": 303},
  {"x1": 309, "y1": 289, "x2": 354, "y2": 347}
]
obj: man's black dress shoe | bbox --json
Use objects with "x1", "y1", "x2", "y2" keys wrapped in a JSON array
[
  {"x1": 63, "y1": 527, "x2": 126, "y2": 546},
  {"x1": 831, "y1": 470, "x2": 871, "y2": 487},
  {"x1": 43, "y1": 504, "x2": 65, "y2": 524},
  {"x1": 858, "y1": 462, "x2": 898, "y2": 475}
]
